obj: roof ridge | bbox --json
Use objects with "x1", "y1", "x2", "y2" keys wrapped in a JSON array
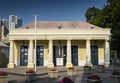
[{"x1": 19, "y1": 21, "x2": 102, "y2": 29}]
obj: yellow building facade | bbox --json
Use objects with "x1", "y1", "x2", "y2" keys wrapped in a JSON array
[{"x1": 7, "y1": 21, "x2": 111, "y2": 68}]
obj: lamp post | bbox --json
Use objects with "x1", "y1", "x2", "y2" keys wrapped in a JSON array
[{"x1": 34, "y1": 15, "x2": 37, "y2": 71}]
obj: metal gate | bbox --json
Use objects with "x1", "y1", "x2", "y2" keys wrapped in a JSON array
[
  {"x1": 91, "y1": 45, "x2": 98, "y2": 65},
  {"x1": 20, "y1": 45, "x2": 28, "y2": 66}
]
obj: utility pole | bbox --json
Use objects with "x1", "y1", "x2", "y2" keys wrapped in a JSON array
[{"x1": 34, "y1": 15, "x2": 37, "y2": 71}]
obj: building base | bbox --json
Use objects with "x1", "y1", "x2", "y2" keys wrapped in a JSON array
[
  {"x1": 47, "y1": 63, "x2": 54, "y2": 68},
  {"x1": 27, "y1": 63, "x2": 34, "y2": 68},
  {"x1": 66, "y1": 62, "x2": 73, "y2": 68},
  {"x1": 85, "y1": 61, "x2": 93, "y2": 67},
  {"x1": 7, "y1": 63, "x2": 15, "y2": 68},
  {"x1": 104, "y1": 62, "x2": 110, "y2": 67}
]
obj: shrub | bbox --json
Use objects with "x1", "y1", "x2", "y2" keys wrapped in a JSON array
[
  {"x1": 0, "y1": 53, "x2": 8, "y2": 68},
  {"x1": 84, "y1": 66, "x2": 91, "y2": 69},
  {"x1": 0, "y1": 71, "x2": 8, "y2": 76},
  {"x1": 112, "y1": 71, "x2": 120, "y2": 75},
  {"x1": 59, "y1": 77, "x2": 74, "y2": 83},
  {"x1": 26, "y1": 70, "x2": 35, "y2": 73},
  {"x1": 68, "y1": 67, "x2": 74, "y2": 70},
  {"x1": 87, "y1": 75, "x2": 101, "y2": 80}
]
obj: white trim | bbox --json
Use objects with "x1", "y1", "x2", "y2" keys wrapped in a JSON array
[
  {"x1": 14, "y1": 60, "x2": 19, "y2": 66},
  {"x1": 44, "y1": 61, "x2": 48, "y2": 66},
  {"x1": 9, "y1": 33, "x2": 110, "y2": 36},
  {"x1": 99, "y1": 60, "x2": 104, "y2": 65},
  {"x1": 78, "y1": 44, "x2": 80, "y2": 66},
  {"x1": 98, "y1": 45, "x2": 101, "y2": 65},
  {"x1": 79, "y1": 60, "x2": 86, "y2": 66},
  {"x1": 18, "y1": 45, "x2": 20, "y2": 66}
]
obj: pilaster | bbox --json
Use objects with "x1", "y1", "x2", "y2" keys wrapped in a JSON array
[
  {"x1": 7, "y1": 40, "x2": 15, "y2": 68},
  {"x1": 27, "y1": 40, "x2": 34, "y2": 68},
  {"x1": 48, "y1": 40, "x2": 54, "y2": 68},
  {"x1": 66, "y1": 40, "x2": 73, "y2": 68}
]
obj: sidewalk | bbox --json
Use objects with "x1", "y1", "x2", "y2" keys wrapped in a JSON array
[
  {"x1": 8, "y1": 70, "x2": 111, "y2": 83},
  {"x1": 0, "y1": 66, "x2": 119, "y2": 83}
]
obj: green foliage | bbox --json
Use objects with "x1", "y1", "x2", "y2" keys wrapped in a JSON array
[
  {"x1": 85, "y1": 7, "x2": 100, "y2": 22},
  {"x1": 85, "y1": 0, "x2": 120, "y2": 58},
  {"x1": 0, "y1": 52, "x2": 8, "y2": 68}
]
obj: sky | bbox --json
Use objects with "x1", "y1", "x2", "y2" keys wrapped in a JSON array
[{"x1": 0, "y1": 0, "x2": 106, "y2": 25}]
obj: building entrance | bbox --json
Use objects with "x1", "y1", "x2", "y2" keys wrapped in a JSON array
[
  {"x1": 20, "y1": 45, "x2": 28, "y2": 66},
  {"x1": 36, "y1": 45, "x2": 44, "y2": 66},
  {"x1": 91, "y1": 45, "x2": 98, "y2": 65},
  {"x1": 53, "y1": 45, "x2": 67, "y2": 66},
  {"x1": 72, "y1": 45, "x2": 78, "y2": 66}
]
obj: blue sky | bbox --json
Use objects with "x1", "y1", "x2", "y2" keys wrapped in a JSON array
[{"x1": 0, "y1": 0, "x2": 106, "y2": 25}]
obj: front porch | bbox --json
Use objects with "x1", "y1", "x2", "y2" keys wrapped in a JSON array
[{"x1": 7, "y1": 39, "x2": 109, "y2": 68}]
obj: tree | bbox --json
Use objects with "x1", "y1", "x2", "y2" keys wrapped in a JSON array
[
  {"x1": 85, "y1": 0, "x2": 120, "y2": 58},
  {"x1": 0, "y1": 52, "x2": 8, "y2": 68},
  {"x1": 85, "y1": 7, "x2": 100, "y2": 23}
]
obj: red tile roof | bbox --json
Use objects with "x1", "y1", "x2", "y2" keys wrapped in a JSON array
[{"x1": 20, "y1": 21, "x2": 102, "y2": 29}]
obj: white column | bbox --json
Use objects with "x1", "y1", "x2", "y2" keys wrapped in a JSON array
[
  {"x1": 66, "y1": 40, "x2": 73, "y2": 67},
  {"x1": 27, "y1": 40, "x2": 34, "y2": 68},
  {"x1": 7, "y1": 40, "x2": 14, "y2": 68},
  {"x1": 85, "y1": 39, "x2": 92, "y2": 66},
  {"x1": 105, "y1": 40, "x2": 110, "y2": 67},
  {"x1": 48, "y1": 40, "x2": 54, "y2": 68}
]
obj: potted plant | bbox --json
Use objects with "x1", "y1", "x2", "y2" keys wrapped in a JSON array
[
  {"x1": 110, "y1": 71, "x2": 120, "y2": 83},
  {"x1": 59, "y1": 77, "x2": 74, "y2": 83},
  {"x1": 0, "y1": 71, "x2": 8, "y2": 83},
  {"x1": 87, "y1": 75, "x2": 102, "y2": 83},
  {"x1": 109, "y1": 63, "x2": 116, "y2": 71},
  {"x1": 97, "y1": 65, "x2": 105, "y2": 73},
  {"x1": 48, "y1": 68, "x2": 58, "y2": 78},
  {"x1": 84, "y1": 65, "x2": 92, "y2": 74},
  {"x1": 67, "y1": 67, "x2": 76, "y2": 76},
  {"x1": 25, "y1": 70, "x2": 36, "y2": 81}
]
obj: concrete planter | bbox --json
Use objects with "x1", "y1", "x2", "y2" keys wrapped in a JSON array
[
  {"x1": 87, "y1": 75, "x2": 101, "y2": 83},
  {"x1": 48, "y1": 70, "x2": 58, "y2": 78},
  {"x1": 110, "y1": 75, "x2": 120, "y2": 83},
  {"x1": 67, "y1": 69, "x2": 76, "y2": 76},
  {"x1": 97, "y1": 68, "x2": 105, "y2": 73},
  {"x1": 97, "y1": 65, "x2": 105, "y2": 73},
  {"x1": 0, "y1": 76, "x2": 8, "y2": 83},
  {"x1": 84, "y1": 68, "x2": 91, "y2": 74},
  {"x1": 25, "y1": 73, "x2": 36, "y2": 81},
  {"x1": 109, "y1": 65, "x2": 116, "y2": 71},
  {"x1": 87, "y1": 79, "x2": 102, "y2": 83}
]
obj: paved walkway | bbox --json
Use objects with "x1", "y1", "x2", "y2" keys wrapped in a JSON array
[{"x1": 0, "y1": 66, "x2": 120, "y2": 83}]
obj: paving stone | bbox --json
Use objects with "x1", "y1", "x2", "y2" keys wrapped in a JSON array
[{"x1": 0, "y1": 66, "x2": 119, "y2": 83}]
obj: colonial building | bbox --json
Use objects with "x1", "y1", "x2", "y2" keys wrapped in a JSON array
[{"x1": 7, "y1": 21, "x2": 111, "y2": 68}]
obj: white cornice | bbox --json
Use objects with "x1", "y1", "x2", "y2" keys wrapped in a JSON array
[{"x1": 9, "y1": 33, "x2": 110, "y2": 36}]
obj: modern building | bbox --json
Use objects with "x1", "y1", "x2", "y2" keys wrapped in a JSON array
[
  {"x1": 7, "y1": 21, "x2": 111, "y2": 68},
  {"x1": 0, "y1": 18, "x2": 2, "y2": 40},
  {"x1": 2, "y1": 19, "x2": 9, "y2": 29},
  {"x1": 0, "y1": 18, "x2": 9, "y2": 41},
  {"x1": 9, "y1": 15, "x2": 22, "y2": 29},
  {"x1": 0, "y1": 18, "x2": 2, "y2": 27}
]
